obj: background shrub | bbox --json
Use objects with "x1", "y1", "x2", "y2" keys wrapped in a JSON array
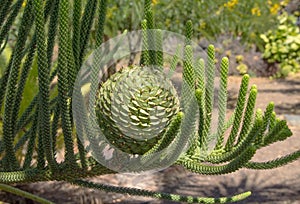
[
  {"x1": 104, "y1": 0, "x2": 286, "y2": 48},
  {"x1": 260, "y1": 11, "x2": 300, "y2": 77}
]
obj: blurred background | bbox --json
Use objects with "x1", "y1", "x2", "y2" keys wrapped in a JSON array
[{"x1": 0, "y1": 0, "x2": 300, "y2": 203}]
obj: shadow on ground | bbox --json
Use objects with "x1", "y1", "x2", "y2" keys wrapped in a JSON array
[{"x1": 156, "y1": 172, "x2": 300, "y2": 204}]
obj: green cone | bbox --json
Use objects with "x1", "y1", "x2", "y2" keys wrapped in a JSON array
[{"x1": 95, "y1": 66, "x2": 180, "y2": 155}]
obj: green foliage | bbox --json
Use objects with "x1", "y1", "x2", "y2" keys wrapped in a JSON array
[
  {"x1": 104, "y1": 0, "x2": 143, "y2": 36},
  {"x1": 260, "y1": 11, "x2": 300, "y2": 77},
  {"x1": 0, "y1": 120, "x2": 2, "y2": 140},
  {"x1": 0, "y1": 0, "x2": 299, "y2": 203},
  {"x1": 0, "y1": 183, "x2": 53, "y2": 204},
  {"x1": 153, "y1": 0, "x2": 283, "y2": 47},
  {"x1": 73, "y1": 179, "x2": 252, "y2": 204},
  {"x1": 235, "y1": 55, "x2": 248, "y2": 75},
  {"x1": 96, "y1": 0, "x2": 287, "y2": 48},
  {"x1": 0, "y1": 46, "x2": 11, "y2": 77}
]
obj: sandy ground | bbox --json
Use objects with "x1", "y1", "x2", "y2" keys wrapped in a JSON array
[{"x1": 1, "y1": 75, "x2": 300, "y2": 204}]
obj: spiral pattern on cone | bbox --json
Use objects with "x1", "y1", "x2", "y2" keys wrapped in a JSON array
[{"x1": 95, "y1": 65, "x2": 180, "y2": 154}]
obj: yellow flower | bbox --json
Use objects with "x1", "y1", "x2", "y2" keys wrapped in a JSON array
[
  {"x1": 152, "y1": 0, "x2": 158, "y2": 5},
  {"x1": 106, "y1": 6, "x2": 117, "y2": 19},
  {"x1": 22, "y1": 1, "x2": 26, "y2": 8},
  {"x1": 267, "y1": 0, "x2": 273, "y2": 6},
  {"x1": 199, "y1": 21, "x2": 206, "y2": 29},
  {"x1": 251, "y1": 6, "x2": 261, "y2": 16},
  {"x1": 224, "y1": 0, "x2": 238, "y2": 10},
  {"x1": 280, "y1": 0, "x2": 290, "y2": 7},
  {"x1": 216, "y1": 7, "x2": 223, "y2": 16},
  {"x1": 270, "y1": 3, "x2": 280, "y2": 15}
]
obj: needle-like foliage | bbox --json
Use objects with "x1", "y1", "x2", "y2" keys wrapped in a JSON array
[{"x1": 0, "y1": 0, "x2": 299, "y2": 203}]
